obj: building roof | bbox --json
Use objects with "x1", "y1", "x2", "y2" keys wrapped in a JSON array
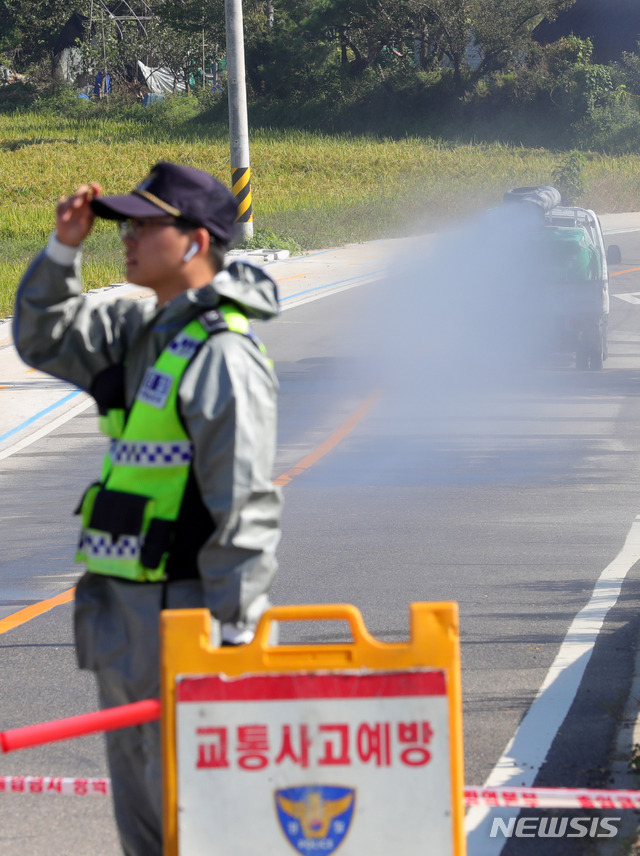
[{"x1": 533, "y1": 0, "x2": 640, "y2": 63}]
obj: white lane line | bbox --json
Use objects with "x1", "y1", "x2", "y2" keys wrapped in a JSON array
[
  {"x1": 466, "y1": 514, "x2": 640, "y2": 855},
  {"x1": 0, "y1": 396, "x2": 94, "y2": 461},
  {"x1": 613, "y1": 292, "x2": 640, "y2": 305}
]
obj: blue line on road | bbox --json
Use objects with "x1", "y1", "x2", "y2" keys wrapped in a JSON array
[
  {"x1": 0, "y1": 389, "x2": 82, "y2": 444},
  {"x1": 280, "y1": 273, "x2": 380, "y2": 304}
]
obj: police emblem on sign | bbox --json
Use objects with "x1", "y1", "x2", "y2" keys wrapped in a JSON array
[
  {"x1": 137, "y1": 368, "x2": 173, "y2": 409},
  {"x1": 274, "y1": 785, "x2": 356, "y2": 854}
]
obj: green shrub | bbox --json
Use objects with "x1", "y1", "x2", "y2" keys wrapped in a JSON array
[
  {"x1": 236, "y1": 227, "x2": 301, "y2": 256},
  {"x1": 574, "y1": 99, "x2": 640, "y2": 155},
  {"x1": 552, "y1": 151, "x2": 587, "y2": 204}
]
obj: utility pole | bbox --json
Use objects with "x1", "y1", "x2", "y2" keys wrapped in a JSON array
[{"x1": 225, "y1": 0, "x2": 253, "y2": 241}]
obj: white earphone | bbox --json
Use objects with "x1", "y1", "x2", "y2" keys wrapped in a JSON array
[{"x1": 183, "y1": 242, "x2": 199, "y2": 262}]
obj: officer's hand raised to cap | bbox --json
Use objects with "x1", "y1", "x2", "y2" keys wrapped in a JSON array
[{"x1": 56, "y1": 183, "x2": 102, "y2": 248}]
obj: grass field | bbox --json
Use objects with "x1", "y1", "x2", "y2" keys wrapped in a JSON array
[{"x1": 2, "y1": 97, "x2": 640, "y2": 319}]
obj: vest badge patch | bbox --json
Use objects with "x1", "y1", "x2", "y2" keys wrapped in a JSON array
[
  {"x1": 137, "y1": 368, "x2": 174, "y2": 409},
  {"x1": 274, "y1": 785, "x2": 356, "y2": 855},
  {"x1": 200, "y1": 309, "x2": 229, "y2": 334}
]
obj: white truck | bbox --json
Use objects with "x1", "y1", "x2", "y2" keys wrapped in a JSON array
[{"x1": 504, "y1": 186, "x2": 621, "y2": 370}]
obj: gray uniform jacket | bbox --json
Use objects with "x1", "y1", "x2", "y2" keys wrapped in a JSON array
[{"x1": 13, "y1": 237, "x2": 282, "y2": 672}]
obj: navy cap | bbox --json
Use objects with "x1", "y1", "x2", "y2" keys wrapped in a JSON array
[{"x1": 90, "y1": 161, "x2": 238, "y2": 243}]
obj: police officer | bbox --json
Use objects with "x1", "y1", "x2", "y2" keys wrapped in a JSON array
[{"x1": 13, "y1": 162, "x2": 282, "y2": 856}]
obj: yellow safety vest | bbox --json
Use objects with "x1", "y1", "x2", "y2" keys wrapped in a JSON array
[{"x1": 75, "y1": 304, "x2": 263, "y2": 582}]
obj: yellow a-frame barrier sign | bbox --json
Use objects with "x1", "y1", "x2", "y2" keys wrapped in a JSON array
[{"x1": 160, "y1": 602, "x2": 466, "y2": 856}]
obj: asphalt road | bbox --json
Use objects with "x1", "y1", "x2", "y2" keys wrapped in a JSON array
[{"x1": 2, "y1": 221, "x2": 640, "y2": 855}]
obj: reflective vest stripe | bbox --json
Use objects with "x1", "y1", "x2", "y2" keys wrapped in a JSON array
[
  {"x1": 79, "y1": 531, "x2": 141, "y2": 560},
  {"x1": 108, "y1": 438, "x2": 194, "y2": 467}
]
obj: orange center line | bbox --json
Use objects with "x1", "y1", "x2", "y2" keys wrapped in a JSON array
[
  {"x1": 0, "y1": 393, "x2": 381, "y2": 633},
  {"x1": 0, "y1": 587, "x2": 76, "y2": 636},
  {"x1": 275, "y1": 272, "x2": 309, "y2": 282},
  {"x1": 274, "y1": 392, "x2": 381, "y2": 487},
  {"x1": 610, "y1": 267, "x2": 640, "y2": 277}
]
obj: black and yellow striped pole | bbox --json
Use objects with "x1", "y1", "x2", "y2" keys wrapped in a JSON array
[
  {"x1": 225, "y1": 0, "x2": 254, "y2": 240},
  {"x1": 232, "y1": 166, "x2": 253, "y2": 228}
]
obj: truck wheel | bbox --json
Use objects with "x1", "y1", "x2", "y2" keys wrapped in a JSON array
[
  {"x1": 575, "y1": 342, "x2": 589, "y2": 370},
  {"x1": 589, "y1": 349, "x2": 603, "y2": 371},
  {"x1": 589, "y1": 332, "x2": 605, "y2": 371}
]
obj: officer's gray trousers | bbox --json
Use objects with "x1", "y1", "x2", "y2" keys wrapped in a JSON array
[
  {"x1": 97, "y1": 671, "x2": 163, "y2": 856},
  {"x1": 74, "y1": 572, "x2": 214, "y2": 856}
]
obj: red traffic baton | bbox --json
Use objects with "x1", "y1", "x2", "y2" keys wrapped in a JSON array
[{"x1": 0, "y1": 699, "x2": 161, "y2": 753}]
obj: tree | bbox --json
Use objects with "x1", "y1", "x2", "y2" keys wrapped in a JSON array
[
  {"x1": 242, "y1": 0, "x2": 335, "y2": 97},
  {"x1": 150, "y1": 0, "x2": 226, "y2": 88},
  {"x1": 302, "y1": 0, "x2": 414, "y2": 72},
  {"x1": 470, "y1": 0, "x2": 575, "y2": 81},
  {"x1": 410, "y1": 0, "x2": 474, "y2": 88},
  {"x1": 404, "y1": 1, "x2": 447, "y2": 71},
  {"x1": 412, "y1": 0, "x2": 574, "y2": 90},
  {"x1": 0, "y1": 0, "x2": 73, "y2": 69}
]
